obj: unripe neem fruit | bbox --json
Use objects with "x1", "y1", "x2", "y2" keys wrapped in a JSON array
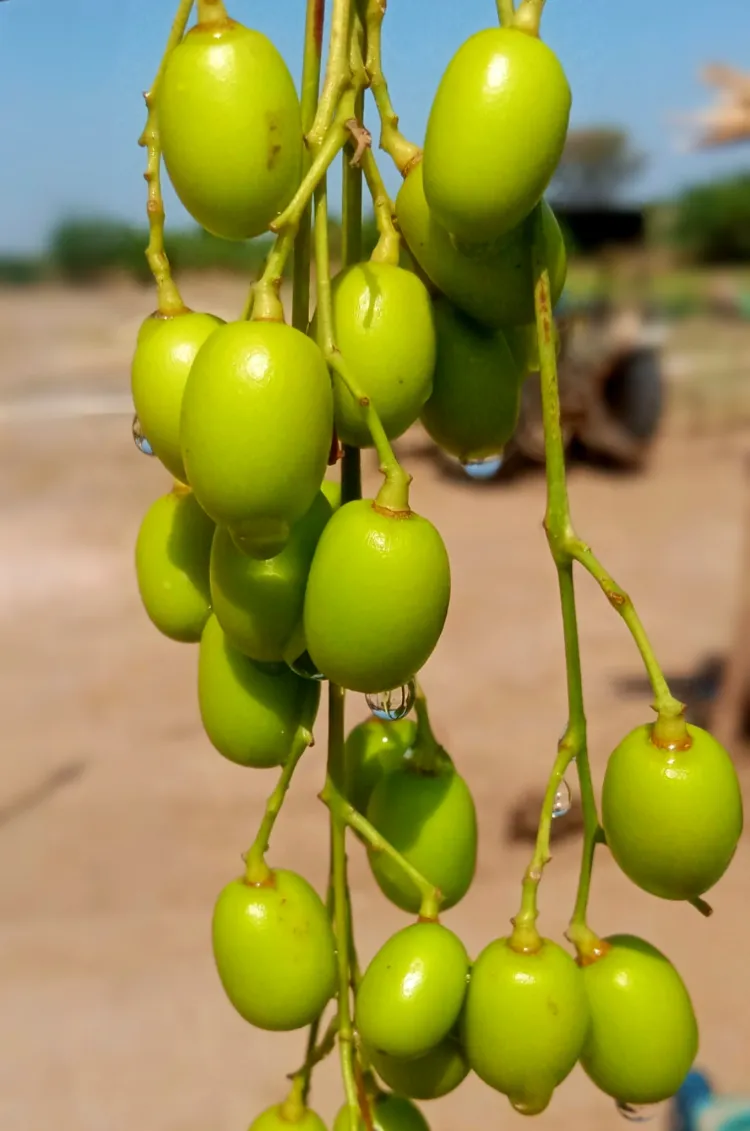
[
  {"x1": 463, "y1": 937, "x2": 589, "y2": 1114},
  {"x1": 356, "y1": 922, "x2": 469, "y2": 1059},
  {"x1": 602, "y1": 722, "x2": 743, "y2": 900},
  {"x1": 210, "y1": 490, "x2": 333, "y2": 663},
  {"x1": 396, "y1": 162, "x2": 566, "y2": 330},
  {"x1": 198, "y1": 614, "x2": 319, "y2": 768},
  {"x1": 181, "y1": 320, "x2": 333, "y2": 560},
  {"x1": 303, "y1": 499, "x2": 450, "y2": 694},
  {"x1": 366, "y1": 752, "x2": 477, "y2": 913},
  {"x1": 131, "y1": 311, "x2": 223, "y2": 482},
  {"x1": 317, "y1": 262, "x2": 436, "y2": 447},
  {"x1": 338, "y1": 717, "x2": 417, "y2": 814},
  {"x1": 368, "y1": 1037, "x2": 470, "y2": 1101},
  {"x1": 421, "y1": 298, "x2": 522, "y2": 463},
  {"x1": 580, "y1": 934, "x2": 698, "y2": 1103},
  {"x1": 158, "y1": 17, "x2": 302, "y2": 240},
  {"x1": 248, "y1": 1105, "x2": 327, "y2": 1131},
  {"x1": 333, "y1": 1095, "x2": 429, "y2": 1131},
  {"x1": 135, "y1": 485, "x2": 214, "y2": 643},
  {"x1": 423, "y1": 28, "x2": 571, "y2": 244},
  {"x1": 212, "y1": 869, "x2": 336, "y2": 1030}
]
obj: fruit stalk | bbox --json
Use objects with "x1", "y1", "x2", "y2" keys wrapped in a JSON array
[
  {"x1": 513, "y1": 0, "x2": 546, "y2": 36},
  {"x1": 364, "y1": 0, "x2": 421, "y2": 174},
  {"x1": 292, "y1": 0, "x2": 326, "y2": 332},
  {"x1": 243, "y1": 702, "x2": 318, "y2": 884},
  {"x1": 196, "y1": 0, "x2": 227, "y2": 25},
  {"x1": 320, "y1": 779, "x2": 442, "y2": 920},
  {"x1": 361, "y1": 148, "x2": 400, "y2": 265},
  {"x1": 138, "y1": 0, "x2": 194, "y2": 316},
  {"x1": 327, "y1": 683, "x2": 360, "y2": 1131},
  {"x1": 496, "y1": 0, "x2": 516, "y2": 26},
  {"x1": 308, "y1": 0, "x2": 354, "y2": 149}
]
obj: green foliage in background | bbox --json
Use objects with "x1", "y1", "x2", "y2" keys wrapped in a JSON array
[{"x1": 672, "y1": 174, "x2": 750, "y2": 264}]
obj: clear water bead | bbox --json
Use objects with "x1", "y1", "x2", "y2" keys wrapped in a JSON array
[
  {"x1": 616, "y1": 1102, "x2": 656, "y2": 1123},
  {"x1": 287, "y1": 650, "x2": 325, "y2": 682},
  {"x1": 132, "y1": 414, "x2": 155, "y2": 456},
  {"x1": 552, "y1": 778, "x2": 572, "y2": 819},
  {"x1": 461, "y1": 453, "x2": 503, "y2": 480},
  {"x1": 366, "y1": 681, "x2": 416, "y2": 721}
]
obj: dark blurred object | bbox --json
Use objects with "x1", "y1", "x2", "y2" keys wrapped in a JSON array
[
  {"x1": 506, "y1": 789, "x2": 583, "y2": 845},
  {"x1": 50, "y1": 219, "x2": 154, "y2": 283},
  {"x1": 506, "y1": 204, "x2": 666, "y2": 472},
  {"x1": 551, "y1": 127, "x2": 647, "y2": 208}
]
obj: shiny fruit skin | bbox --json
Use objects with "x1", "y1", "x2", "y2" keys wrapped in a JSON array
[
  {"x1": 423, "y1": 28, "x2": 571, "y2": 244},
  {"x1": 368, "y1": 1036, "x2": 470, "y2": 1100},
  {"x1": 356, "y1": 923, "x2": 469, "y2": 1059},
  {"x1": 333, "y1": 1095, "x2": 429, "y2": 1131},
  {"x1": 248, "y1": 1105, "x2": 327, "y2": 1131},
  {"x1": 181, "y1": 321, "x2": 333, "y2": 559},
  {"x1": 463, "y1": 937, "x2": 589, "y2": 1114},
  {"x1": 210, "y1": 491, "x2": 332, "y2": 663},
  {"x1": 131, "y1": 311, "x2": 222, "y2": 481},
  {"x1": 323, "y1": 262, "x2": 436, "y2": 447},
  {"x1": 198, "y1": 614, "x2": 319, "y2": 767},
  {"x1": 580, "y1": 935, "x2": 698, "y2": 1103},
  {"x1": 212, "y1": 869, "x2": 336, "y2": 1031},
  {"x1": 365, "y1": 754, "x2": 477, "y2": 913},
  {"x1": 601, "y1": 723, "x2": 743, "y2": 900},
  {"x1": 135, "y1": 486, "x2": 214, "y2": 642},
  {"x1": 421, "y1": 298, "x2": 521, "y2": 462},
  {"x1": 396, "y1": 162, "x2": 566, "y2": 329},
  {"x1": 158, "y1": 20, "x2": 301, "y2": 241},
  {"x1": 303, "y1": 500, "x2": 451, "y2": 694},
  {"x1": 340, "y1": 717, "x2": 417, "y2": 814}
]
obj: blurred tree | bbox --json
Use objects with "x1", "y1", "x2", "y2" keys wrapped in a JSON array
[
  {"x1": 551, "y1": 128, "x2": 646, "y2": 206},
  {"x1": 672, "y1": 173, "x2": 750, "y2": 263},
  {"x1": 49, "y1": 219, "x2": 152, "y2": 283}
]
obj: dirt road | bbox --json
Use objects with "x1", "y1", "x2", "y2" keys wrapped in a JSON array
[{"x1": 0, "y1": 280, "x2": 747, "y2": 1131}]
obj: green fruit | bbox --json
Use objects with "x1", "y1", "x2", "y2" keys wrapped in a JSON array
[
  {"x1": 158, "y1": 18, "x2": 301, "y2": 240},
  {"x1": 368, "y1": 1036, "x2": 470, "y2": 1100},
  {"x1": 463, "y1": 937, "x2": 589, "y2": 1114},
  {"x1": 396, "y1": 163, "x2": 566, "y2": 330},
  {"x1": 303, "y1": 500, "x2": 450, "y2": 694},
  {"x1": 131, "y1": 311, "x2": 222, "y2": 481},
  {"x1": 421, "y1": 298, "x2": 521, "y2": 463},
  {"x1": 423, "y1": 28, "x2": 571, "y2": 244},
  {"x1": 137, "y1": 311, "x2": 173, "y2": 347},
  {"x1": 320, "y1": 262, "x2": 435, "y2": 447},
  {"x1": 601, "y1": 723, "x2": 743, "y2": 900},
  {"x1": 356, "y1": 923, "x2": 469, "y2": 1059},
  {"x1": 580, "y1": 935, "x2": 698, "y2": 1103},
  {"x1": 211, "y1": 491, "x2": 332, "y2": 663},
  {"x1": 198, "y1": 614, "x2": 319, "y2": 767},
  {"x1": 248, "y1": 1104, "x2": 327, "y2": 1131},
  {"x1": 365, "y1": 752, "x2": 477, "y2": 913},
  {"x1": 333, "y1": 1095, "x2": 429, "y2": 1131},
  {"x1": 135, "y1": 485, "x2": 214, "y2": 642},
  {"x1": 181, "y1": 321, "x2": 333, "y2": 559},
  {"x1": 321, "y1": 478, "x2": 342, "y2": 511},
  {"x1": 340, "y1": 718, "x2": 417, "y2": 814},
  {"x1": 212, "y1": 869, "x2": 336, "y2": 1030}
]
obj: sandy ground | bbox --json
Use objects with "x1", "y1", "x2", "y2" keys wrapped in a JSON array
[{"x1": 0, "y1": 278, "x2": 749, "y2": 1131}]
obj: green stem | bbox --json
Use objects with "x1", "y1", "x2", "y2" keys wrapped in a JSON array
[
  {"x1": 138, "y1": 0, "x2": 193, "y2": 316},
  {"x1": 321, "y1": 779, "x2": 442, "y2": 920},
  {"x1": 290, "y1": 1015, "x2": 340, "y2": 1101},
  {"x1": 308, "y1": 0, "x2": 354, "y2": 149},
  {"x1": 513, "y1": 0, "x2": 546, "y2": 35},
  {"x1": 292, "y1": 0, "x2": 326, "y2": 332},
  {"x1": 328, "y1": 683, "x2": 360, "y2": 1131},
  {"x1": 197, "y1": 0, "x2": 227, "y2": 25},
  {"x1": 243, "y1": 689, "x2": 318, "y2": 884},
  {"x1": 411, "y1": 682, "x2": 442, "y2": 773},
  {"x1": 497, "y1": 0, "x2": 516, "y2": 24},
  {"x1": 364, "y1": 0, "x2": 421, "y2": 175},
  {"x1": 361, "y1": 148, "x2": 400, "y2": 265}
]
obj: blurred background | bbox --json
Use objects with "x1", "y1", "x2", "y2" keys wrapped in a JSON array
[{"x1": 1, "y1": 1, "x2": 750, "y2": 1129}]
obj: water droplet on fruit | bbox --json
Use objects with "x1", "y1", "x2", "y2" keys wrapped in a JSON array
[
  {"x1": 461, "y1": 454, "x2": 503, "y2": 480},
  {"x1": 616, "y1": 1102, "x2": 656, "y2": 1123},
  {"x1": 287, "y1": 650, "x2": 325, "y2": 681},
  {"x1": 366, "y1": 682, "x2": 416, "y2": 721},
  {"x1": 132, "y1": 414, "x2": 155, "y2": 456},
  {"x1": 552, "y1": 779, "x2": 571, "y2": 819}
]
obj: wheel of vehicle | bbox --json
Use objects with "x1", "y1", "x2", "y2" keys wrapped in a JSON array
[{"x1": 603, "y1": 348, "x2": 663, "y2": 443}]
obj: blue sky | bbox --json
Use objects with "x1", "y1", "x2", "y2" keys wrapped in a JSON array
[{"x1": 1, "y1": 0, "x2": 749, "y2": 252}]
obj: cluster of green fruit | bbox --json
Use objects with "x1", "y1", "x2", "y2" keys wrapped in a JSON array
[{"x1": 129, "y1": 0, "x2": 744, "y2": 1128}]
